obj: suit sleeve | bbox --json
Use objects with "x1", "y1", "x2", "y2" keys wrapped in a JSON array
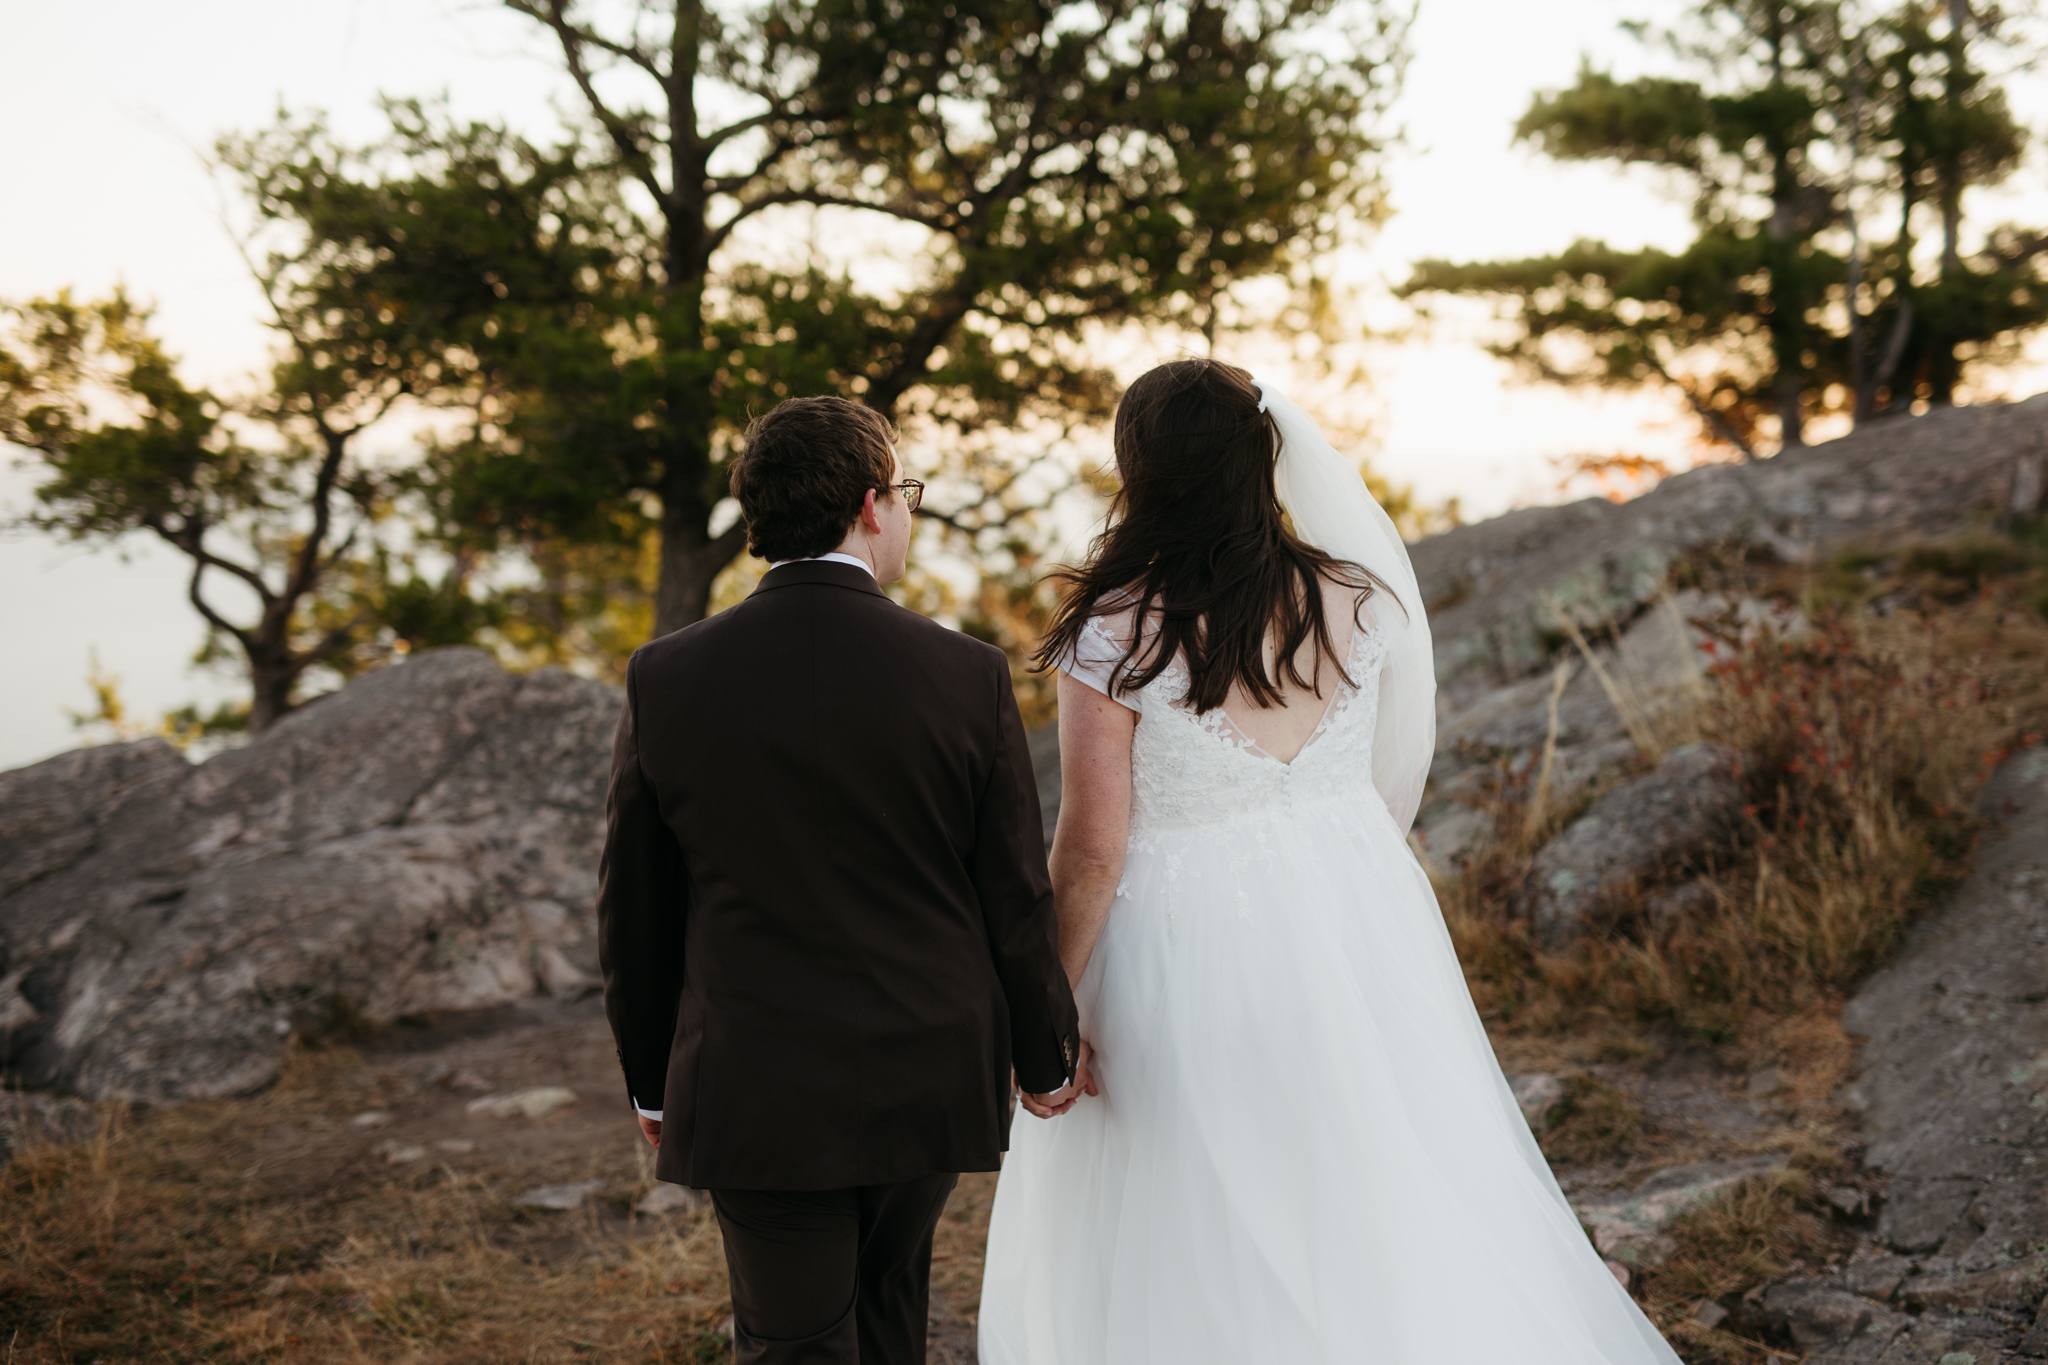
[
  {"x1": 596, "y1": 653, "x2": 690, "y2": 1112},
  {"x1": 969, "y1": 659, "x2": 1082, "y2": 1095}
]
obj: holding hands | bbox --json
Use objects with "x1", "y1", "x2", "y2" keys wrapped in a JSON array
[{"x1": 1017, "y1": 1039, "x2": 1099, "y2": 1120}]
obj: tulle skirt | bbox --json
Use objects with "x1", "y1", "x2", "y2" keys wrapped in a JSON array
[{"x1": 978, "y1": 793, "x2": 1681, "y2": 1364}]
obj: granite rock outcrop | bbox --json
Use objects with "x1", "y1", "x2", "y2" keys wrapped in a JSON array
[{"x1": 0, "y1": 649, "x2": 618, "y2": 1102}]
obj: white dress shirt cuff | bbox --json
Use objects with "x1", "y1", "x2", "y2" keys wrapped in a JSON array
[{"x1": 635, "y1": 1104, "x2": 663, "y2": 1121}]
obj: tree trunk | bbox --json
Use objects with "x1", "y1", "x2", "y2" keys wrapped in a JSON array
[
  {"x1": 1939, "y1": 0, "x2": 1969, "y2": 282},
  {"x1": 645, "y1": 0, "x2": 736, "y2": 640},
  {"x1": 1872, "y1": 297, "x2": 1913, "y2": 406},
  {"x1": 1871, "y1": 168, "x2": 1920, "y2": 416},
  {"x1": 654, "y1": 493, "x2": 715, "y2": 637},
  {"x1": 1765, "y1": 213, "x2": 1807, "y2": 447},
  {"x1": 1925, "y1": 0, "x2": 1969, "y2": 406},
  {"x1": 246, "y1": 651, "x2": 298, "y2": 733},
  {"x1": 1762, "y1": 17, "x2": 1805, "y2": 450},
  {"x1": 653, "y1": 456, "x2": 747, "y2": 638},
  {"x1": 1845, "y1": 32, "x2": 1869, "y2": 426},
  {"x1": 1774, "y1": 374, "x2": 1805, "y2": 449}
]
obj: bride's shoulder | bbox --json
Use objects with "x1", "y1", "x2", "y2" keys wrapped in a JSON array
[
  {"x1": 1311, "y1": 569, "x2": 1399, "y2": 666},
  {"x1": 1078, "y1": 583, "x2": 1156, "y2": 647}
]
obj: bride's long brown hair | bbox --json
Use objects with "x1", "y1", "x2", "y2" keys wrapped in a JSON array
[{"x1": 1033, "y1": 359, "x2": 1387, "y2": 715}]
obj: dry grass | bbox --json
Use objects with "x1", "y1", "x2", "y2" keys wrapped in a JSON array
[
  {"x1": 1, "y1": 1050, "x2": 736, "y2": 1364},
  {"x1": 1, "y1": 1041, "x2": 1006, "y2": 1364},
  {"x1": 1642, "y1": 1170, "x2": 1845, "y2": 1365},
  {"x1": 1444, "y1": 526, "x2": 2048, "y2": 1058},
  {"x1": 1438, "y1": 524, "x2": 2048, "y2": 1362},
  {"x1": 1538, "y1": 1074, "x2": 1646, "y2": 1167}
]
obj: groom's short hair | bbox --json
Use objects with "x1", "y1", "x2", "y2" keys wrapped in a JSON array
[{"x1": 729, "y1": 396, "x2": 899, "y2": 563}]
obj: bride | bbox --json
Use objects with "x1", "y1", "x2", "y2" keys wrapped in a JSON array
[{"x1": 978, "y1": 360, "x2": 1680, "y2": 1364}]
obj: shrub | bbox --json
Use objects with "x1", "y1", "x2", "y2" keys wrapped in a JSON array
[{"x1": 1443, "y1": 528, "x2": 2048, "y2": 1053}]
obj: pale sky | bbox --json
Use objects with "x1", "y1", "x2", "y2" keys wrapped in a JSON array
[{"x1": 4, "y1": 0, "x2": 2045, "y2": 771}]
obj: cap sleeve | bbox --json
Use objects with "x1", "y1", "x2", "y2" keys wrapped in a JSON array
[{"x1": 1052, "y1": 598, "x2": 1143, "y2": 713}]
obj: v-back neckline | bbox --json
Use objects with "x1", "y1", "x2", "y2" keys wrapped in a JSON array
[{"x1": 1170, "y1": 623, "x2": 1379, "y2": 769}]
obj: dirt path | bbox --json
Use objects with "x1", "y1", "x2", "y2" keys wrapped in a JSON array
[{"x1": 345, "y1": 995, "x2": 994, "y2": 1359}]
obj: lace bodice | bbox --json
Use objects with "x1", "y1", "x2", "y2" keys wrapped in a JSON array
[{"x1": 1070, "y1": 614, "x2": 1390, "y2": 841}]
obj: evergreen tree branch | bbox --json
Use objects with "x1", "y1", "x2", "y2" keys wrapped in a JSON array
[{"x1": 509, "y1": 0, "x2": 670, "y2": 209}]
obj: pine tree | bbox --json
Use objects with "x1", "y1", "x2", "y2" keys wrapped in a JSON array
[
  {"x1": 1402, "y1": 0, "x2": 2046, "y2": 455},
  {"x1": 237, "y1": 0, "x2": 1409, "y2": 638}
]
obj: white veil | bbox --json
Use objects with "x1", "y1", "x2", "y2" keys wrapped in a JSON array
[{"x1": 1255, "y1": 378, "x2": 1436, "y2": 833}]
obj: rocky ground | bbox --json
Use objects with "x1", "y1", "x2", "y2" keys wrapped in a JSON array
[
  {"x1": 1756, "y1": 747, "x2": 2048, "y2": 1364},
  {"x1": 1, "y1": 995, "x2": 992, "y2": 1361},
  {"x1": 9, "y1": 741, "x2": 2036, "y2": 1360}
]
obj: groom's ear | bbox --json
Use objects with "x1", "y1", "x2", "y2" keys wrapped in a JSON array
[{"x1": 856, "y1": 487, "x2": 883, "y2": 535}]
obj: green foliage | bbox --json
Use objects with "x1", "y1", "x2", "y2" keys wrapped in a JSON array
[
  {"x1": 226, "y1": 0, "x2": 1409, "y2": 638},
  {"x1": 0, "y1": 290, "x2": 483, "y2": 728},
  {"x1": 58, "y1": 647, "x2": 251, "y2": 751},
  {"x1": 1406, "y1": 233, "x2": 1803, "y2": 451},
  {"x1": 10, "y1": 1, "x2": 1413, "y2": 716},
  {"x1": 1, "y1": 291, "x2": 259, "y2": 540},
  {"x1": 1403, "y1": 0, "x2": 2048, "y2": 454},
  {"x1": 62, "y1": 647, "x2": 137, "y2": 741}
]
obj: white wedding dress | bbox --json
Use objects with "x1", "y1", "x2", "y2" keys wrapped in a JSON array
[
  {"x1": 977, "y1": 602, "x2": 1682, "y2": 1364},
  {"x1": 977, "y1": 376, "x2": 1681, "y2": 1365}
]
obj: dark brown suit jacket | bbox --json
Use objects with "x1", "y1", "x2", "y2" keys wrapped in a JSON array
[{"x1": 597, "y1": 560, "x2": 1080, "y2": 1190}]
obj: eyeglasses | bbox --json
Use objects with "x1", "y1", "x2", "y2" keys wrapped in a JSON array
[{"x1": 891, "y1": 479, "x2": 925, "y2": 512}]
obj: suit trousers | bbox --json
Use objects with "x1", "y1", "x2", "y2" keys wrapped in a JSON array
[{"x1": 711, "y1": 1173, "x2": 959, "y2": 1365}]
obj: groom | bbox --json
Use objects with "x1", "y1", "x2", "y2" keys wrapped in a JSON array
[{"x1": 597, "y1": 395, "x2": 1083, "y2": 1364}]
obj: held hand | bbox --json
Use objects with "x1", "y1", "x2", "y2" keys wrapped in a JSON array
[
  {"x1": 1014, "y1": 1067, "x2": 1077, "y2": 1120},
  {"x1": 1014, "y1": 1039, "x2": 1101, "y2": 1119},
  {"x1": 1074, "y1": 1038, "x2": 1101, "y2": 1098},
  {"x1": 1017, "y1": 1087, "x2": 1075, "y2": 1119},
  {"x1": 637, "y1": 1114, "x2": 662, "y2": 1147}
]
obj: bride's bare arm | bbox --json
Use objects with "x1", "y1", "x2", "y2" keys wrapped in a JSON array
[{"x1": 1049, "y1": 672, "x2": 1137, "y2": 989}]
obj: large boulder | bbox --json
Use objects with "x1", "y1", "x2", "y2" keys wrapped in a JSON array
[
  {"x1": 0, "y1": 649, "x2": 620, "y2": 1103},
  {"x1": 1040, "y1": 398, "x2": 2044, "y2": 847},
  {"x1": 1522, "y1": 742, "x2": 1746, "y2": 947},
  {"x1": 1410, "y1": 393, "x2": 2048, "y2": 710}
]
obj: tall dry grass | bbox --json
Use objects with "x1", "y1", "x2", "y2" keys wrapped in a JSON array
[
  {"x1": 1444, "y1": 532, "x2": 2048, "y2": 1055},
  {"x1": 1, "y1": 1043, "x2": 1004, "y2": 1362},
  {"x1": 1440, "y1": 529, "x2": 2048, "y2": 1362},
  {"x1": 1643, "y1": 1168, "x2": 1846, "y2": 1365},
  {"x1": 1, "y1": 1050, "x2": 735, "y2": 1364}
]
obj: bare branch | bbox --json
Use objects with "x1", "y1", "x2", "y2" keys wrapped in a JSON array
[
  {"x1": 146, "y1": 514, "x2": 276, "y2": 601},
  {"x1": 699, "y1": 188, "x2": 944, "y2": 266},
  {"x1": 1641, "y1": 346, "x2": 1759, "y2": 461},
  {"x1": 317, "y1": 515, "x2": 367, "y2": 578},
  {"x1": 867, "y1": 295, "x2": 977, "y2": 416},
  {"x1": 501, "y1": 0, "x2": 664, "y2": 75},
  {"x1": 703, "y1": 107, "x2": 788, "y2": 151},
  {"x1": 914, "y1": 505, "x2": 982, "y2": 536},
  {"x1": 506, "y1": 0, "x2": 670, "y2": 210},
  {"x1": 185, "y1": 556, "x2": 254, "y2": 651},
  {"x1": 282, "y1": 427, "x2": 351, "y2": 609},
  {"x1": 920, "y1": 452, "x2": 1069, "y2": 537},
  {"x1": 706, "y1": 131, "x2": 802, "y2": 195}
]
